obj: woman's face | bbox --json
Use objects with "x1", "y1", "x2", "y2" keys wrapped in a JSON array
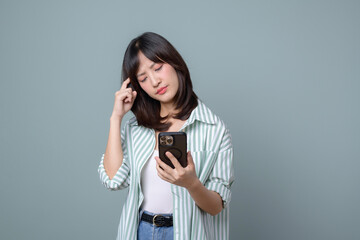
[{"x1": 136, "y1": 51, "x2": 179, "y2": 106}]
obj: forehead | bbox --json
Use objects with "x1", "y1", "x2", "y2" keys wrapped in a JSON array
[{"x1": 137, "y1": 51, "x2": 156, "y2": 70}]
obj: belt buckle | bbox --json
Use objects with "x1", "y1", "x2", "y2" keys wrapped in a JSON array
[{"x1": 152, "y1": 214, "x2": 163, "y2": 227}]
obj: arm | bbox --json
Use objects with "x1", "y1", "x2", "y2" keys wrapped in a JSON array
[
  {"x1": 155, "y1": 151, "x2": 223, "y2": 216},
  {"x1": 98, "y1": 119, "x2": 131, "y2": 190},
  {"x1": 155, "y1": 128, "x2": 234, "y2": 215},
  {"x1": 204, "y1": 128, "x2": 234, "y2": 209},
  {"x1": 103, "y1": 116, "x2": 124, "y2": 180},
  {"x1": 97, "y1": 78, "x2": 137, "y2": 190},
  {"x1": 186, "y1": 173, "x2": 223, "y2": 216},
  {"x1": 103, "y1": 78, "x2": 136, "y2": 179}
]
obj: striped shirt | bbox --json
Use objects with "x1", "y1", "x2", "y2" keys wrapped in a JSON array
[{"x1": 98, "y1": 99, "x2": 234, "y2": 240}]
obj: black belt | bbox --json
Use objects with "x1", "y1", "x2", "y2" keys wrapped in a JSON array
[{"x1": 140, "y1": 212, "x2": 173, "y2": 227}]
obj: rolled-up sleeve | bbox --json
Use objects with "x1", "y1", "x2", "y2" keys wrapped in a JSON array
[
  {"x1": 97, "y1": 124, "x2": 131, "y2": 191},
  {"x1": 205, "y1": 128, "x2": 234, "y2": 208}
]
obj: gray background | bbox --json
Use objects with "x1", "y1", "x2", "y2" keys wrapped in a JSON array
[{"x1": 1, "y1": 0, "x2": 359, "y2": 239}]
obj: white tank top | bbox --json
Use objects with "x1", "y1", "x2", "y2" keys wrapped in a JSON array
[{"x1": 140, "y1": 150, "x2": 173, "y2": 214}]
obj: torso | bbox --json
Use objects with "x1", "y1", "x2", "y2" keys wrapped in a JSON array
[{"x1": 141, "y1": 118, "x2": 186, "y2": 214}]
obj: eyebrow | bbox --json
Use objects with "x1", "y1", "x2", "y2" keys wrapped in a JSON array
[{"x1": 136, "y1": 62, "x2": 156, "y2": 77}]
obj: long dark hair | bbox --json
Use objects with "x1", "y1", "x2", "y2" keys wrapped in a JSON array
[{"x1": 122, "y1": 32, "x2": 198, "y2": 131}]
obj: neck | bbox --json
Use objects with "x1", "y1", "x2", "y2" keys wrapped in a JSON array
[{"x1": 160, "y1": 102, "x2": 178, "y2": 118}]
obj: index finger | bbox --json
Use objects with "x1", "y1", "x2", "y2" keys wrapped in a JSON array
[
  {"x1": 120, "y1": 78, "x2": 131, "y2": 90},
  {"x1": 166, "y1": 151, "x2": 182, "y2": 169}
]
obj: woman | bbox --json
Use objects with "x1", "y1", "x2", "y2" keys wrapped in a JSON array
[{"x1": 98, "y1": 32, "x2": 234, "y2": 240}]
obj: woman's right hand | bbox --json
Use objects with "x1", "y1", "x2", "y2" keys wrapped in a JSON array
[{"x1": 111, "y1": 78, "x2": 137, "y2": 119}]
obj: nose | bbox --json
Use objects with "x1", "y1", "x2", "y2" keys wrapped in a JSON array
[{"x1": 149, "y1": 74, "x2": 161, "y2": 87}]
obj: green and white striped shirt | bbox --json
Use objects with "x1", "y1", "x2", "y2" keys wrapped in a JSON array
[{"x1": 98, "y1": 100, "x2": 234, "y2": 240}]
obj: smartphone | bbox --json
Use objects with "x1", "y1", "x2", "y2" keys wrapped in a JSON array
[{"x1": 158, "y1": 132, "x2": 187, "y2": 169}]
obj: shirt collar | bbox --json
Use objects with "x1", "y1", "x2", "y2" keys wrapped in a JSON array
[
  {"x1": 128, "y1": 99, "x2": 216, "y2": 127},
  {"x1": 186, "y1": 99, "x2": 216, "y2": 125}
]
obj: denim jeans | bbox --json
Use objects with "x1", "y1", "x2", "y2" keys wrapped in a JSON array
[{"x1": 137, "y1": 209, "x2": 173, "y2": 240}]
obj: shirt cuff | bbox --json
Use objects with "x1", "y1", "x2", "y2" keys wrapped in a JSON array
[
  {"x1": 205, "y1": 180, "x2": 232, "y2": 209},
  {"x1": 98, "y1": 153, "x2": 130, "y2": 190}
]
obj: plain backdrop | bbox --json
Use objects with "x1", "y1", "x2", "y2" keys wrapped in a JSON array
[{"x1": 1, "y1": 0, "x2": 359, "y2": 239}]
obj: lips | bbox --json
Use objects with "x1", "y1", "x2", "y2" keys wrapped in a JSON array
[{"x1": 156, "y1": 86, "x2": 167, "y2": 95}]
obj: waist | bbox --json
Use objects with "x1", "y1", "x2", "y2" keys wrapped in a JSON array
[{"x1": 140, "y1": 210, "x2": 173, "y2": 227}]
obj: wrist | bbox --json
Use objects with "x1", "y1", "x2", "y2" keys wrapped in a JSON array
[
  {"x1": 186, "y1": 178, "x2": 201, "y2": 192},
  {"x1": 110, "y1": 115, "x2": 123, "y2": 122}
]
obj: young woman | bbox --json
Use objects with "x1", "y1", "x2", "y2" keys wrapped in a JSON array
[{"x1": 98, "y1": 32, "x2": 234, "y2": 240}]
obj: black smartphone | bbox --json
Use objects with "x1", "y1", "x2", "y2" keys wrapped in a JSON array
[{"x1": 158, "y1": 132, "x2": 187, "y2": 169}]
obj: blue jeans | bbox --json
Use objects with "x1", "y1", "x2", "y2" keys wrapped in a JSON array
[{"x1": 137, "y1": 209, "x2": 173, "y2": 240}]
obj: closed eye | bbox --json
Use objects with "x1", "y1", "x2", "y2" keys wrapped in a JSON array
[
  {"x1": 155, "y1": 65, "x2": 163, "y2": 71},
  {"x1": 139, "y1": 64, "x2": 163, "y2": 83}
]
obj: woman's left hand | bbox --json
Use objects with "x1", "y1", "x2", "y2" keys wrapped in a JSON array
[{"x1": 155, "y1": 151, "x2": 198, "y2": 189}]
